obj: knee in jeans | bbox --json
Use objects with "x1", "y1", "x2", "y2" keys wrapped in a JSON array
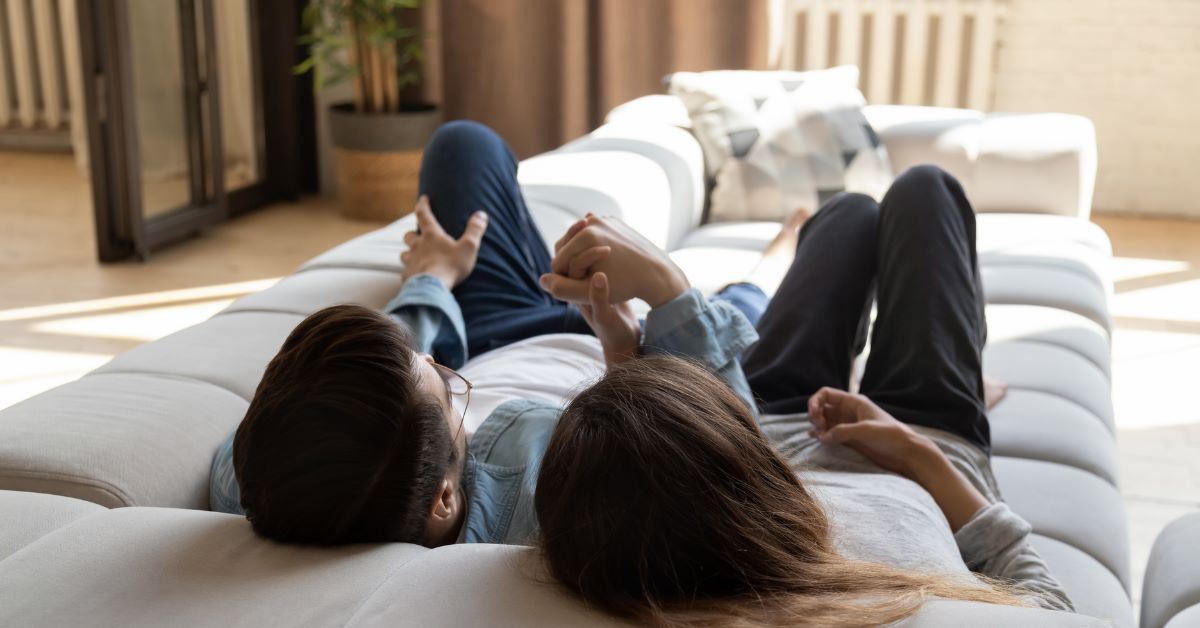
[
  {"x1": 426, "y1": 120, "x2": 504, "y2": 158},
  {"x1": 885, "y1": 164, "x2": 967, "y2": 218},
  {"x1": 890, "y1": 164, "x2": 958, "y2": 197},
  {"x1": 824, "y1": 191, "x2": 880, "y2": 220}
]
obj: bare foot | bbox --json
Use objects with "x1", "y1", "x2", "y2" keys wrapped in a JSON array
[
  {"x1": 984, "y1": 375, "x2": 1008, "y2": 410},
  {"x1": 746, "y1": 208, "x2": 811, "y2": 292}
]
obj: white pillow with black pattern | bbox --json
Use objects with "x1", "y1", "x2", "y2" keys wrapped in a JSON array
[{"x1": 669, "y1": 66, "x2": 892, "y2": 222}]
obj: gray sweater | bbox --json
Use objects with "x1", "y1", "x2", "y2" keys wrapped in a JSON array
[{"x1": 760, "y1": 413, "x2": 1074, "y2": 612}]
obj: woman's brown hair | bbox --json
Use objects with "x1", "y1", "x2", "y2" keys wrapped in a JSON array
[{"x1": 535, "y1": 356, "x2": 1030, "y2": 627}]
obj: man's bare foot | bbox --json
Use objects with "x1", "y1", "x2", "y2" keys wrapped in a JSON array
[
  {"x1": 745, "y1": 208, "x2": 811, "y2": 293},
  {"x1": 984, "y1": 375, "x2": 1009, "y2": 410}
]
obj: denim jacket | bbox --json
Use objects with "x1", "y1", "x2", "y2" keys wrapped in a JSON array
[{"x1": 209, "y1": 275, "x2": 759, "y2": 547}]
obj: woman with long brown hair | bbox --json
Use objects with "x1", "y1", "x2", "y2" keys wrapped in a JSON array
[{"x1": 538, "y1": 166, "x2": 1073, "y2": 625}]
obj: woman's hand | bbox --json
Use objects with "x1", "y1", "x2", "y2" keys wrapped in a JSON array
[
  {"x1": 400, "y1": 196, "x2": 489, "y2": 289},
  {"x1": 578, "y1": 272, "x2": 641, "y2": 366},
  {"x1": 807, "y1": 387, "x2": 938, "y2": 479},
  {"x1": 538, "y1": 214, "x2": 690, "y2": 308},
  {"x1": 809, "y1": 387, "x2": 991, "y2": 532}
]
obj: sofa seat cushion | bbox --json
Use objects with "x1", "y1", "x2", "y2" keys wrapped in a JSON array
[
  {"x1": 993, "y1": 457, "x2": 1130, "y2": 591},
  {"x1": 988, "y1": 389, "x2": 1117, "y2": 484},
  {"x1": 0, "y1": 374, "x2": 246, "y2": 508},
  {"x1": 983, "y1": 340, "x2": 1113, "y2": 432},
  {"x1": 1030, "y1": 534, "x2": 1133, "y2": 628},
  {"x1": 981, "y1": 263, "x2": 1110, "y2": 331},
  {"x1": 95, "y1": 311, "x2": 303, "y2": 401},
  {"x1": 0, "y1": 505, "x2": 1106, "y2": 627},
  {"x1": 222, "y1": 268, "x2": 404, "y2": 317},
  {"x1": 985, "y1": 305, "x2": 1110, "y2": 375},
  {"x1": 0, "y1": 490, "x2": 104, "y2": 561}
]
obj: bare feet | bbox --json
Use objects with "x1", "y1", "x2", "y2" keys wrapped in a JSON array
[
  {"x1": 984, "y1": 375, "x2": 1009, "y2": 410},
  {"x1": 745, "y1": 208, "x2": 811, "y2": 293}
]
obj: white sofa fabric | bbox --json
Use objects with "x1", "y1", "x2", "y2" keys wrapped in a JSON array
[
  {"x1": 1142, "y1": 512, "x2": 1200, "y2": 628},
  {"x1": 0, "y1": 98, "x2": 1153, "y2": 626}
]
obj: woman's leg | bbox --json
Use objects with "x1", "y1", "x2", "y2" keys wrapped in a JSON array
[
  {"x1": 858, "y1": 165, "x2": 991, "y2": 452},
  {"x1": 741, "y1": 193, "x2": 880, "y2": 414},
  {"x1": 418, "y1": 121, "x2": 591, "y2": 356}
]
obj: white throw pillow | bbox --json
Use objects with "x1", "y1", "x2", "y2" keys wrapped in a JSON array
[{"x1": 669, "y1": 66, "x2": 892, "y2": 222}]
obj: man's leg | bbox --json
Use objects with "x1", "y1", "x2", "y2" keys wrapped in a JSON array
[
  {"x1": 858, "y1": 165, "x2": 991, "y2": 452},
  {"x1": 418, "y1": 121, "x2": 591, "y2": 357},
  {"x1": 741, "y1": 193, "x2": 879, "y2": 414}
]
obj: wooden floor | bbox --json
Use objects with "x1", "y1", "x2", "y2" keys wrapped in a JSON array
[
  {"x1": 2, "y1": 152, "x2": 1198, "y2": 606},
  {"x1": 0, "y1": 152, "x2": 378, "y2": 408}
]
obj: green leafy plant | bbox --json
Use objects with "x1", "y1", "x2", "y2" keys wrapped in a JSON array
[{"x1": 295, "y1": 0, "x2": 426, "y2": 114}]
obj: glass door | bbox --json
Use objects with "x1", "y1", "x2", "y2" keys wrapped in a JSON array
[{"x1": 77, "y1": 0, "x2": 309, "y2": 262}]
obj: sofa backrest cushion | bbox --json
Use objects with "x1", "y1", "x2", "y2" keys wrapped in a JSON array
[{"x1": 0, "y1": 501, "x2": 1105, "y2": 628}]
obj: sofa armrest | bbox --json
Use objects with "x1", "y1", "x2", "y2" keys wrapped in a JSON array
[
  {"x1": 518, "y1": 149, "x2": 675, "y2": 251},
  {"x1": 1142, "y1": 512, "x2": 1200, "y2": 628},
  {"x1": 556, "y1": 121, "x2": 705, "y2": 250},
  {"x1": 865, "y1": 105, "x2": 1098, "y2": 219}
]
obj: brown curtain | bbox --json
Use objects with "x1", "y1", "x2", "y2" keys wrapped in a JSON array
[{"x1": 423, "y1": 0, "x2": 768, "y2": 158}]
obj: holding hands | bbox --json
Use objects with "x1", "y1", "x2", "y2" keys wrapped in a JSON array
[
  {"x1": 538, "y1": 214, "x2": 690, "y2": 308},
  {"x1": 540, "y1": 214, "x2": 691, "y2": 364}
]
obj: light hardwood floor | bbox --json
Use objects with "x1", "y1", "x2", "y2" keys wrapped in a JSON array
[{"x1": 1, "y1": 152, "x2": 1197, "y2": 606}]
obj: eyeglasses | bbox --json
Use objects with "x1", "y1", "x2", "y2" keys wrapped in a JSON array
[{"x1": 431, "y1": 362, "x2": 473, "y2": 437}]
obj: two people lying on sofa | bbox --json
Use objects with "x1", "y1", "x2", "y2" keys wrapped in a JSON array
[{"x1": 209, "y1": 121, "x2": 1072, "y2": 624}]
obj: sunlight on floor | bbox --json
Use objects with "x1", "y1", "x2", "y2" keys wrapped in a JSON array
[
  {"x1": 1108, "y1": 256, "x2": 1200, "y2": 430},
  {"x1": 1109, "y1": 256, "x2": 1190, "y2": 283}
]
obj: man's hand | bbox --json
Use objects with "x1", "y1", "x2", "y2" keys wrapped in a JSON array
[
  {"x1": 807, "y1": 387, "x2": 938, "y2": 479},
  {"x1": 400, "y1": 196, "x2": 488, "y2": 289},
  {"x1": 538, "y1": 214, "x2": 690, "y2": 308},
  {"x1": 578, "y1": 272, "x2": 641, "y2": 366}
]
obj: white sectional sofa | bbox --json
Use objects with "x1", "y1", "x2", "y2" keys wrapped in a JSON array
[{"x1": 0, "y1": 96, "x2": 1190, "y2": 626}]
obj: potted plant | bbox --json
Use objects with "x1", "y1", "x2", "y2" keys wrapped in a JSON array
[{"x1": 297, "y1": 0, "x2": 439, "y2": 221}]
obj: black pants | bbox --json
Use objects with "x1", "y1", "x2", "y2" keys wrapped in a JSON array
[{"x1": 742, "y1": 165, "x2": 991, "y2": 453}]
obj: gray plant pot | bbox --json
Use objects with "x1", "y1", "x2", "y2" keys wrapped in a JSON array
[{"x1": 328, "y1": 102, "x2": 442, "y2": 221}]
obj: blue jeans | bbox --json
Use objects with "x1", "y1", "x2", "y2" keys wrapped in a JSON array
[{"x1": 418, "y1": 121, "x2": 768, "y2": 357}]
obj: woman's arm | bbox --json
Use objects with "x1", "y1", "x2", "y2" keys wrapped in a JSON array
[{"x1": 809, "y1": 387, "x2": 1073, "y2": 610}]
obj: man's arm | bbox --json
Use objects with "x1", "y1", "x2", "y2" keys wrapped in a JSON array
[
  {"x1": 385, "y1": 274, "x2": 469, "y2": 369},
  {"x1": 388, "y1": 196, "x2": 488, "y2": 369}
]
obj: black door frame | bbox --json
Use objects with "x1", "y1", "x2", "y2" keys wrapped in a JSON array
[{"x1": 79, "y1": 0, "x2": 314, "y2": 262}]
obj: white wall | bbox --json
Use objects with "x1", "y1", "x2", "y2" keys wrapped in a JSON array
[{"x1": 991, "y1": 0, "x2": 1200, "y2": 218}]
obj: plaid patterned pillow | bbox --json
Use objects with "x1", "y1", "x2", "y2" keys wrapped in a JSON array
[{"x1": 669, "y1": 66, "x2": 892, "y2": 222}]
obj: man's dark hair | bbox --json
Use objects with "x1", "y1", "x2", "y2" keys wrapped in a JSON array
[{"x1": 233, "y1": 304, "x2": 455, "y2": 545}]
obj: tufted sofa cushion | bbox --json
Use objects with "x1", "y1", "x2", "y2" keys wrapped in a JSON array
[{"x1": 0, "y1": 491, "x2": 1106, "y2": 628}]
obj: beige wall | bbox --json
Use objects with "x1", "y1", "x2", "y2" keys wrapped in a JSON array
[{"x1": 991, "y1": 0, "x2": 1200, "y2": 218}]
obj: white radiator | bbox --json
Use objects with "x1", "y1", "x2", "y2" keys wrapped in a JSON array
[
  {"x1": 770, "y1": 0, "x2": 1006, "y2": 110},
  {"x1": 0, "y1": 0, "x2": 83, "y2": 134}
]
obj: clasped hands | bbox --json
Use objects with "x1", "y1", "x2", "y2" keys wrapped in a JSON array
[{"x1": 538, "y1": 214, "x2": 691, "y2": 365}]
